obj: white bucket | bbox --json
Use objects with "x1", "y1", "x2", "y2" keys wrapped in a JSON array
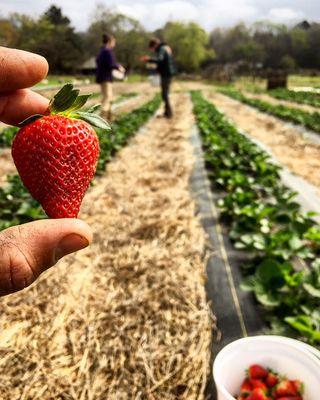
[
  {"x1": 213, "y1": 335, "x2": 320, "y2": 400},
  {"x1": 112, "y1": 69, "x2": 126, "y2": 81}
]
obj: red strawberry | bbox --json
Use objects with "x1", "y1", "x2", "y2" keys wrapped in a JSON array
[
  {"x1": 290, "y1": 380, "x2": 303, "y2": 394},
  {"x1": 12, "y1": 84, "x2": 109, "y2": 218},
  {"x1": 248, "y1": 365, "x2": 268, "y2": 380},
  {"x1": 241, "y1": 378, "x2": 253, "y2": 394},
  {"x1": 274, "y1": 380, "x2": 296, "y2": 398},
  {"x1": 250, "y1": 379, "x2": 267, "y2": 392},
  {"x1": 247, "y1": 388, "x2": 267, "y2": 400},
  {"x1": 266, "y1": 372, "x2": 279, "y2": 388},
  {"x1": 276, "y1": 397, "x2": 302, "y2": 400}
]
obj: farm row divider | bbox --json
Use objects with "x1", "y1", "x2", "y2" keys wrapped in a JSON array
[
  {"x1": 189, "y1": 120, "x2": 266, "y2": 339},
  {"x1": 191, "y1": 90, "x2": 320, "y2": 346}
]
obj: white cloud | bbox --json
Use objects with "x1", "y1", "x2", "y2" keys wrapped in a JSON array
[
  {"x1": 116, "y1": 0, "x2": 260, "y2": 31},
  {"x1": 116, "y1": 1, "x2": 200, "y2": 30},
  {"x1": 267, "y1": 7, "x2": 304, "y2": 23},
  {"x1": 0, "y1": 0, "x2": 316, "y2": 31},
  {"x1": 197, "y1": 0, "x2": 259, "y2": 30}
]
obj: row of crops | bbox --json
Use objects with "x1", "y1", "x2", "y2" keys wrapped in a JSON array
[
  {"x1": 0, "y1": 94, "x2": 161, "y2": 230},
  {"x1": 269, "y1": 89, "x2": 320, "y2": 108},
  {"x1": 191, "y1": 91, "x2": 320, "y2": 345},
  {"x1": 219, "y1": 88, "x2": 320, "y2": 134}
]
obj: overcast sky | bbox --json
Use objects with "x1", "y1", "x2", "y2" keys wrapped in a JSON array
[{"x1": 1, "y1": 0, "x2": 319, "y2": 31}]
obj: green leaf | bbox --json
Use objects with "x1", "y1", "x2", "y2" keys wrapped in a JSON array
[
  {"x1": 67, "y1": 94, "x2": 91, "y2": 112},
  {"x1": 303, "y1": 283, "x2": 320, "y2": 298},
  {"x1": 256, "y1": 259, "x2": 285, "y2": 288},
  {"x1": 256, "y1": 291, "x2": 280, "y2": 307},
  {"x1": 285, "y1": 315, "x2": 320, "y2": 341},
  {"x1": 285, "y1": 270, "x2": 304, "y2": 287},
  {"x1": 240, "y1": 276, "x2": 257, "y2": 291},
  {"x1": 50, "y1": 84, "x2": 80, "y2": 113},
  {"x1": 86, "y1": 104, "x2": 101, "y2": 113},
  {"x1": 289, "y1": 235, "x2": 304, "y2": 250},
  {"x1": 73, "y1": 112, "x2": 111, "y2": 130}
]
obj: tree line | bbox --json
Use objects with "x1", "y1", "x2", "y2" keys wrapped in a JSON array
[
  {"x1": 0, "y1": 5, "x2": 319, "y2": 74},
  {"x1": 211, "y1": 21, "x2": 320, "y2": 70}
]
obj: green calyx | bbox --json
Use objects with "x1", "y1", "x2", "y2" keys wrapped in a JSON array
[{"x1": 19, "y1": 84, "x2": 111, "y2": 130}]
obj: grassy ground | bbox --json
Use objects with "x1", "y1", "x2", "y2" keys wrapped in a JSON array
[
  {"x1": 289, "y1": 75, "x2": 320, "y2": 88},
  {"x1": 234, "y1": 76, "x2": 266, "y2": 92},
  {"x1": 126, "y1": 73, "x2": 148, "y2": 83}
]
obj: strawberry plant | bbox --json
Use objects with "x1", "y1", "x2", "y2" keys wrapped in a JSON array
[
  {"x1": 270, "y1": 89, "x2": 320, "y2": 108},
  {"x1": 218, "y1": 88, "x2": 320, "y2": 134},
  {"x1": 112, "y1": 92, "x2": 138, "y2": 104},
  {"x1": 0, "y1": 126, "x2": 18, "y2": 148},
  {"x1": 0, "y1": 175, "x2": 45, "y2": 230},
  {"x1": 191, "y1": 91, "x2": 320, "y2": 344}
]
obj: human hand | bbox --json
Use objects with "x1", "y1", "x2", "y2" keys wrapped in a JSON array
[{"x1": 0, "y1": 47, "x2": 92, "y2": 296}]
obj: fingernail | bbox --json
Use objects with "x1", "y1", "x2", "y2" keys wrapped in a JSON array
[{"x1": 55, "y1": 234, "x2": 90, "y2": 262}]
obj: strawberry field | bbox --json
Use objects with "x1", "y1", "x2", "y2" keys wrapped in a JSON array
[{"x1": 0, "y1": 80, "x2": 319, "y2": 399}]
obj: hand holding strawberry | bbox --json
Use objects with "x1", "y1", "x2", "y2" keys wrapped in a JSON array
[
  {"x1": 12, "y1": 84, "x2": 110, "y2": 218},
  {"x1": 0, "y1": 47, "x2": 93, "y2": 297}
]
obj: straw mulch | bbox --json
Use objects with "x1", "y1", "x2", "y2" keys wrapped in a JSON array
[{"x1": 0, "y1": 93, "x2": 213, "y2": 399}]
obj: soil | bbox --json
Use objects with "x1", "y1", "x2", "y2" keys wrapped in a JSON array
[
  {"x1": 0, "y1": 93, "x2": 212, "y2": 399},
  {"x1": 208, "y1": 91, "x2": 320, "y2": 190}
]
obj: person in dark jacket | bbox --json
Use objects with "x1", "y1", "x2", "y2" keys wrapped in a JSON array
[
  {"x1": 142, "y1": 37, "x2": 175, "y2": 118},
  {"x1": 96, "y1": 33, "x2": 124, "y2": 120}
]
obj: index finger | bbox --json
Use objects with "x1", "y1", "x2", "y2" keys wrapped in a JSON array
[{"x1": 0, "y1": 47, "x2": 49, "y2": 92}]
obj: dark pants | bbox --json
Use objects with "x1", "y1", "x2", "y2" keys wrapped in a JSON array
[{"x1": 160, "y1": 77, "x2": 172, "y2": 117}]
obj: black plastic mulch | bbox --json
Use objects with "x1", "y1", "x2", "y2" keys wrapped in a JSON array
[{"x1": 189, "y1": 125, "x2": 266, "y2": 400}]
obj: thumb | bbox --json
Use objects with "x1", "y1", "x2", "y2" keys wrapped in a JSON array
[{"x1": 0, "y1": 219, "x2": 92, "y2": 296}]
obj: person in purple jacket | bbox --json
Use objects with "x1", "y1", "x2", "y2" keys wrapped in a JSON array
[{"x1": 96, "y1": 33, "x2": 124, "y2": 120}]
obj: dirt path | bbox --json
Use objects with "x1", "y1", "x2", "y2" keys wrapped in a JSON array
[
  {"x1": 245, "y1": 92, "x2": 319, "y2": 114},
  {"x1": 0, "y1": 93, "x2": 212, "y2": 400},
  {"x1": 111, "y1": 91, "x2": 157, "y2": 117},
  {"x1": 208, "y1": 92, "x2": 320, "y2": 190}
]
